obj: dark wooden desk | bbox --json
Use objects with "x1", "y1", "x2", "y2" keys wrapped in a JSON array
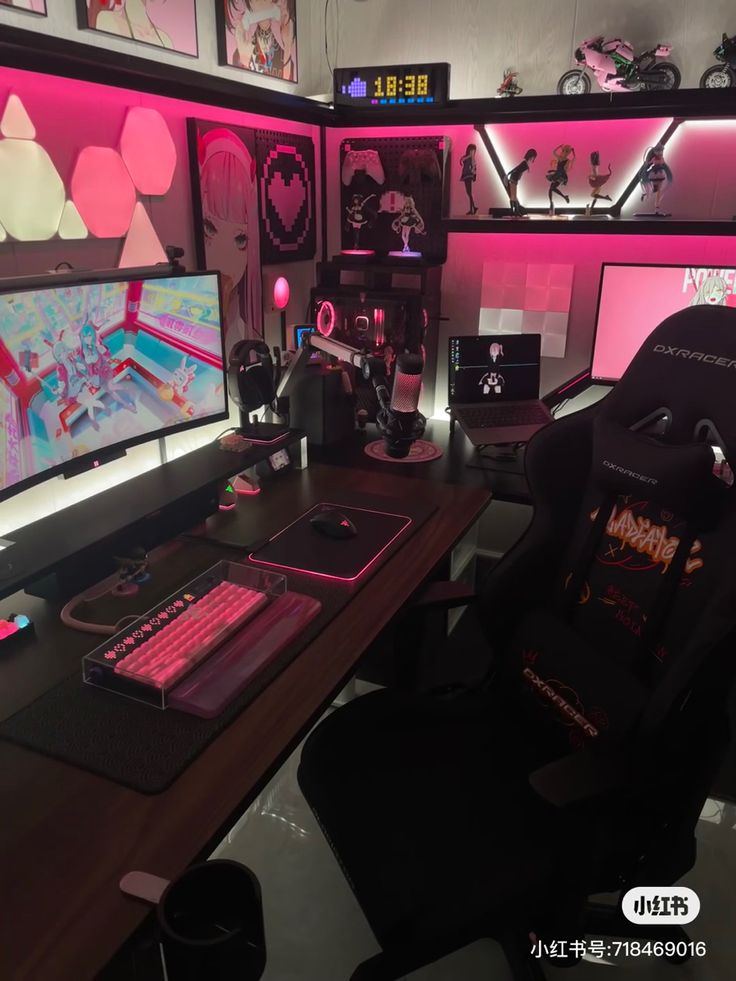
[
  {"x1": 311, "y1": 419, "x2": 532, "y2": 503},
  {"x1": 0, "y1": 463, "x2": 490, "y2": 981}
]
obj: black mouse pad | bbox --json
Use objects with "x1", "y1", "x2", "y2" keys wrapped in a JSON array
[{"x1": 251, "y1": 499, "x2": 420, "y2": 581}]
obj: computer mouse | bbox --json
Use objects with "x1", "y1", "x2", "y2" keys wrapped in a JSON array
[{"x1": 310, "y1": 509, "x2": 357, "y2": 540}]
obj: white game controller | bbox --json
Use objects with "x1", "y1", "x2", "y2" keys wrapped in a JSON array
[{"x1": 341, "y1": 149, "x2": 386, "y2": 186}]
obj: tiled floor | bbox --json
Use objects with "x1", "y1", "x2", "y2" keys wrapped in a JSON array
[{"x1": 212, "y1": 708, "x2": 736, "y2": 981}]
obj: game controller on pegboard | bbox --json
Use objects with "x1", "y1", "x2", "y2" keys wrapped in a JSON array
[{"x1": 340, "y1": 136, "x2": 450, "y2": 261}]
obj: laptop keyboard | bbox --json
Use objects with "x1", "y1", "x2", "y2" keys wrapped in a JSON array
[{"x1": 459, "y1": 404, "x2": 550, "y2": 428}]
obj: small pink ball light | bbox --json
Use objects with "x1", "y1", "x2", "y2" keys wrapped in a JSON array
[{"x1": 273, "y1": 276, "x2": 290, "y2": 310}]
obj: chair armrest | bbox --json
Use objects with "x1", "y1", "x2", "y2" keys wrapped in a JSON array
[
  {"x1": 410, "y1": 581, "x2": 478, "y2": 611},
  {"x1": 529, "y1": 746, "x2": 630, "y2": 807}
]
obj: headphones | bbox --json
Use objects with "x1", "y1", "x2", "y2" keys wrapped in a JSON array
[{"x1": 227, "y1": 340, "x2": 276, "y2": 414}]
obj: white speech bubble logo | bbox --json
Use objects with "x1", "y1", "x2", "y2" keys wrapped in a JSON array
[{"x1": 622, "y1": 887, "x2": 700, "y2": 925}]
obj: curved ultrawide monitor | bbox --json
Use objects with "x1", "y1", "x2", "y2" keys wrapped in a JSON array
[
  {"x1": 0, "y1": 268, "x2": 227, "y2": 503},
  {"x1": 592, "y1": 263, "x2": 736, "y2": 383}
]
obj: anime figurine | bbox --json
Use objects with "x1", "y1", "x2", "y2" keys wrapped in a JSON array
[
  {"x1": 87, "y1": 0, "x2": 173, "y2": 48},
  {"x1": 546, "y1": 144, "x2": 575, "y2": 215},
  {"x1": 504, "y1": 148, "x2": 537, "y2": 217},
  {"x1": 79, "y1": 323, "x2": 137, "y2": 412},
  {"x1": 700, "y1": 32, "x2": 736, "y2": 88},
  {"x1": 497, "y1": 68, "x2": 523, "y2": 97},
  {"x1": 344, "y1": 193, "x2": 376, "y2": 249},
  {"x1": 690, "y1": 276, "x2": 729, "y2": 306},
  {"x1": 489, "y1": 342, "x2": 504, "y2": 363},
  {"x1": 390, "y1": 196, "x2": 426, "y2": 255},
  {"x1": 222, "y1": 0, "x2": 297, "y2": 81},
  {"x1": 557, "y1": 37, "x2": 680, "y2": 94},
  {"x1": 637, "y1": 144, "x2": 673, "y2": 217},
  {"x1": 480, "y1": 369, "x2": 505, "y2": 396},
  {"x1": 586, "y1": 150, "x2": 613, "y2": 213},
  {"x1": 459, "y1": 144, "x2": 478, "y2": 215}
]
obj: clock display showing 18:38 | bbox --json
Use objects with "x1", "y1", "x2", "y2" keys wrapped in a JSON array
[{"x1": 374, "y1": 73, "x2": 430, "y2": 99}]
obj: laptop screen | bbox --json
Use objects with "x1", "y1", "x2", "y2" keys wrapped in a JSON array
[{"x1": 448, "y1": 334, "x2": 541, "y2": 404}]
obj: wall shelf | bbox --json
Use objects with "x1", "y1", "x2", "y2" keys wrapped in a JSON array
[{"x1": 443, "y1": 217, "x2": 736, "y2": 236}]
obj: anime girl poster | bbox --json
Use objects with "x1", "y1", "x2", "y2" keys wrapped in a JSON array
[
  {"x1": 216, "y1": 0, "x2": 298, "y2": 82},
  {"x1": 0, "y1": 0, "x2": 47, "y2": 13},
  {"x1": 188, "y1": 119, "x2": 263, "y2": 355},
  {"x1": 77, "y1": 0, "x2": 198, "y2": 57}
]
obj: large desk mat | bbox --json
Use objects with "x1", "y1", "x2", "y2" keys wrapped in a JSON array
[{"x1": 0, "y1": 493, "x2": 435, "y2": 794}]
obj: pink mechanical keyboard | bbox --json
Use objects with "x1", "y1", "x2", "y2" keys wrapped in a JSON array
[{"x1": 114, "y1": 581, "x2": 267, "y2": 689}]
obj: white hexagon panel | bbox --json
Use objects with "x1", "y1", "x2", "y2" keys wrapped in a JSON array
[
  {"x1": 120, "y1": 107, "x2": 177, "y2": 196},
  {"x1": 0, "y1": 139, "x2": 65, "y2": 241}
]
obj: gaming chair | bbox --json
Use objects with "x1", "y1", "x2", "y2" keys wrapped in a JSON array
[{"x1": 298, "y1": 306, "x2": 736, "y2": 980}]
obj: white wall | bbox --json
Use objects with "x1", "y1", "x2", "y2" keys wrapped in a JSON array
[
  {"x1": 324, "y1": 0, "x2": 735, "y2": 97},
  {"x1": 0, "y1": 0, "x2": 332, "y2": 98}
]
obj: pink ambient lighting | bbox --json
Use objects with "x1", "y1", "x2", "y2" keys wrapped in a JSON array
[
  {"x1": 273, "y1": 276, "x2": 290, "y2": 310},
  {"x1": 249, "y1": 503, "x2": 413, "y2": 583},
  {"x1": 341, "y1": 249, "x2": 375, "y2": 255},
  {"x1": 119, "y1": 107, "x2": 177, "y2": 196},
  {"x1": 71, "y1": 146, "x2": 136, "y2": 238},
  {"x1": 316, "y1": 300, "x2": 336, "y2": 337}
]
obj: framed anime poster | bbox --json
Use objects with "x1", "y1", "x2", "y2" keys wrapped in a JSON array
[
  {"x1": 188, "y1": 119, "x2": 264, "y2": 354},
  {"x1": 76, "y1": 0, "x2": 199, "y2": 57},
  {"x1": 216, "y1": 0, "x2": 298, "y2": 83},
  {"x1": 0, "y1": 0, "x2": 47, "y2": 13},
  {"x1": 255, "y1": 130, "x2": 316, "y2": 264}
]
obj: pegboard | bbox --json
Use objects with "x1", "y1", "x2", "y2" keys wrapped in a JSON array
[{"x1": 256, "y1": 129, "x2": 316, "y2": 264}]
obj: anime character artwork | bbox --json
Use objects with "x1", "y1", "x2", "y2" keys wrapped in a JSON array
[
  {"x1": 689, "y1": 275, "x2": 729, "y2": 306},
  {"x1": 218, "y1": 0, "x2": 297, "y2": 81},
  {"x1": 345, "y1": 194, "x2": 376, "y2": 249},
  {"x1": 1, "y1": 0, "x2": 46, "y2": 13},
  {"x1": 190, "y1": 121, "x2": 263, "y2": 355},
  {"x1": 0, "y1": 276, "x2": 226, "y2": 493},
  {"x1": 80, "y1": 0, "x2": 198, "y2": 55}
]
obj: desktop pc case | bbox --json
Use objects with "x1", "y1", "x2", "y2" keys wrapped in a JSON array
[{"x1": 309, "y1": 285, "x2": 439, "y2": 418}]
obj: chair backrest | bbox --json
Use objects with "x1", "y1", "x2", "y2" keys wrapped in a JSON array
[{"x1": 482, "y1": 305, "x2": 736, "y2": 756}]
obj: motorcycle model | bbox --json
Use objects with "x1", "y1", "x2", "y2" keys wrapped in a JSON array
[
  {"x1": 700, "y1": 33, "x2": 736, "y2": 88},
  {"x1": 497, "y1": 68, "x2": 523, "y2": 97},
  {"x1": 557, "y1": 37, "x2": 681, "y2": 95}
]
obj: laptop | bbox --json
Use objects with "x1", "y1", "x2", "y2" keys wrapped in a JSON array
[{"x1": 448, "y1": 334, "x2": 553, "y2": 445}]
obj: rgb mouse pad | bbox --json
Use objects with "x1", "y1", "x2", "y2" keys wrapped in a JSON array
[{"x1": 250, "y1": 502, "x2": 413, "y2": 582}]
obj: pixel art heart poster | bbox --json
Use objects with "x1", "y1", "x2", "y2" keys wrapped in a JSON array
[{"x1": 255, "y1": 130, "x2": 316, "y2": 264}]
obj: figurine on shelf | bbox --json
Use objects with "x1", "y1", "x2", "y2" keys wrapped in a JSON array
[
  {"x1": 345, "y1": 193, "x2": 376, "y2": 248},
  {"x1": 546, "y1": 144, "x2": 575, "y2": 216},
  {"x1": 586, "y1": 150, "x2": 613, "y2": 213},
  {"x1": 459, "y1": 143, "x2": 478, "y2": 215},
  {"x1": 636, "y1": 143, "x2": 673, "y2": 217},
  {"x1": 497, "y1": 67, "x2": 523, "y2": 97},
  {"x1": 504, "y1": 148, "x2": 537, "y2": 217},
  {"x1": 390, "y1": 195, "x2": 426, "y2": 255}
]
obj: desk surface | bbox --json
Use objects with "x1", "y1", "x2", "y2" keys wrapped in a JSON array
[
  {"x1": 311, "y1": 419, "x2": 532, "y2": 503},
  {"x1": 0, "y1": 463, "x2": 490, "y2": 981}
]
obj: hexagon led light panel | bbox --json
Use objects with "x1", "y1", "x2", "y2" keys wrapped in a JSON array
[
  {"x1": 58, "y1": 201, "x2": 88, "y2": 240},
  {"x1": 0, "y1": 139, "x2": 65, "y2": 241},
  {"x1": 0, "y1": 94, "x2": 36, "y2": 140},
  {"x1": 71, "y1": 146, "x2": 136, "y2": 238},
  {"x1": 120, "y1": 107, "x2": 177, "y2": 196}
]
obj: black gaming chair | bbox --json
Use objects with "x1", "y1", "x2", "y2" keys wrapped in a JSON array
[{"x1": 298, "y1": 306, "x2": 736, "y2": 980}]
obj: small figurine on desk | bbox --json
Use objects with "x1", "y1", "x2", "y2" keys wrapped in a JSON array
[
  {"x1": 546, "y1": 144, "x2": 575, "y2": 216},
  {"x1": 497, "y1": 67, "x2": 523, "y2": 97},
  {"x1": 459, "y1": 143, "x2": 478, "y2": 215},
  {"x1": 504, "y1": 148, "x2": 537, "y2": 217},
  {"x1": 390, "y1": 196, "x2": 426, "y2": 256},
  {"x1": 113, "y1": 546, "x2": 150, "y2": 596},
  {"x1": 636, "y1": 143, "x2": 673, "y2": 217},
  {"x1": 345, "y1": 194, "x2": 376, "y2": 249},
  {"x1": 586, "y1": 150, "x2": 613, "y2": 214}
]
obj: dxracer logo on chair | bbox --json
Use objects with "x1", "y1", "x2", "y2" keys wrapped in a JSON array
[{"x1": 653, "y1": 344, "x2": 736, "y2": 369}]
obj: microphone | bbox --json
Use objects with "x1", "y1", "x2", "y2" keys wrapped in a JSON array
[{"x1": 374, "y1": 353, "x2": 426, "y2": 459}]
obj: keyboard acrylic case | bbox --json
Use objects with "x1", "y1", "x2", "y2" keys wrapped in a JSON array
[{"x1": 82, "y1": 561, "x2": 286, "y2": 709}]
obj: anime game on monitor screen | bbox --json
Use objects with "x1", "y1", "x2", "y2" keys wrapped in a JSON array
[
  {"x1": 592, "y1": 264, "x2": 736, "y2": 383},
  {"x1": 0, "y1": 272, "x2": 227, "y2": 500}
]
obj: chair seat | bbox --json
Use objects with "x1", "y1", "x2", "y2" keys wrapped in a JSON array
[{"x1": 298, "y1": 687, "x2": 578, "y2": 948}]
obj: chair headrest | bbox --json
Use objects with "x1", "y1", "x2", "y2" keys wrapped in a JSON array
[{"x1": 600, "y1": 306, "x2": 736, "y2": 462}]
